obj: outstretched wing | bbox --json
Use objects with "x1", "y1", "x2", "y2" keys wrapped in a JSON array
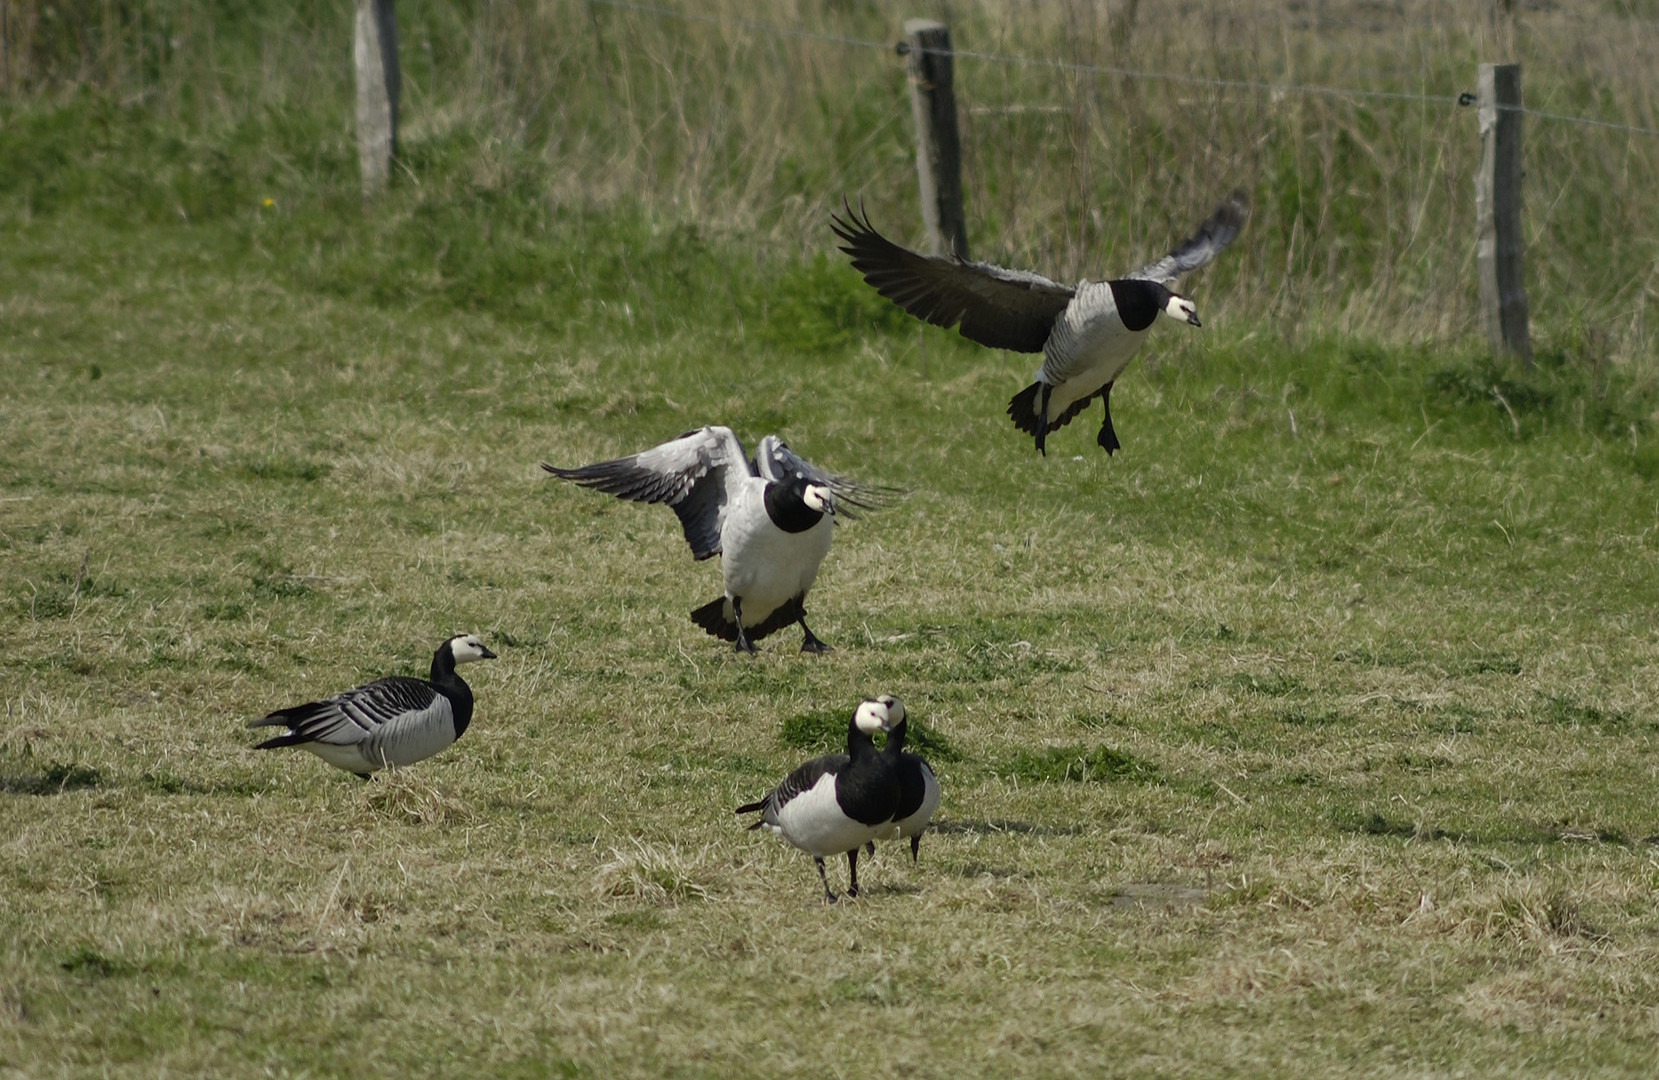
[
  {"x1": 1125, "y1": 189, "x2": 1249, "y2": 286},
  {"x1": 542, "y1": 426, "x2": 752, "y2": 561},
  {"x1": 832, "y1": 200, "x2": 1075, "y2": 354},
  {"x1": 249, "y1": 676, "x2": 444, "y2": 747},
  {"x1": 752, "y1": 435, "x2": 902, "y2": 520}
]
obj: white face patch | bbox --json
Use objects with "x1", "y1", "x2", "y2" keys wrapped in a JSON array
[
  {"x1": 1165, "y1": 294, "x2": 1201, "y2": 327},
  {"x1": 877, "y1": 695, "x2": 906, "y2": 726},
  {"x1": 802, "y1": 484, "x2": 832, "y2": 514},
  {"x1": 854, "y1": 699, "x2": 891, "y2": 736},
  {"x1": 450, "y1": 635, "x2": 494, "y2": 664}
]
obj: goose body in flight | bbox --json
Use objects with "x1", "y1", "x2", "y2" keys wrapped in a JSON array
[{"x1": 833, "y1": 191, "x2": 1247, "y2": 455}]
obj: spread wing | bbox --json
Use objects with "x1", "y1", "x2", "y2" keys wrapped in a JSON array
[
  {"x1": 752, "y1": 435, "x2": 902, "y2": 520},
  {"x1": 542, "y1": 425, "x2": 752, "y2": 561},
  {"x1": 832, "y1": 200, "x2": 1075, "y2": 354},
  {"x1": 1125, "y1": 189, "x2": 1249, "y2": 286},
  {"x1": 249, "y1": 676, "x2": 445, "y2": 747}
]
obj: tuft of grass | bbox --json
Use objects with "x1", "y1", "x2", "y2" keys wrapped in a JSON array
[
  {"x1": 997, "y1": 745, "x2": 1159, "y2": 785},
  {"x1": 59, "y1": 945, "x2": 135, "y2": 979},
  {"x1": 592, "y1": 840, "x2": 713, "y2": 904}
]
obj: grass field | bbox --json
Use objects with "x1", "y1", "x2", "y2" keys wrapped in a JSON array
[
  {"x1": 7, "y1": 1, "x2": 1659, "y2": 1076},
  {"x1": 7, "y1": 203, "x2": 1659, "y2": 1075}
]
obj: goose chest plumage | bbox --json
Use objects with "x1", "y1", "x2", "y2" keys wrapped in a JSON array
[
  {"x1": 833, "y1": 191, "x2": 1248, "y2": 455},
  {"x1": 248, "y1": 634, "x2": 496, "y2": 778},
  {"x1": 544, "y1": 426, "x2": 892, "y2": 654},
  {"x1": 736, "y1": 696, "x2": 903, "y2": 902},
  {"x1": 881, "y1": 706, "x2": 941, "y2": 864}
]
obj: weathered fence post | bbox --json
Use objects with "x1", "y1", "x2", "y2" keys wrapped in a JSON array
[
  {"x1": 354, "y1": 0, "x2": 400, "y2": 198},
  {"x1": 903, "y1": 19, "x2": 969, "y2": 259},
  {"x1": 1475, "y1": 62, "x2": 1531, "y2": 366}
]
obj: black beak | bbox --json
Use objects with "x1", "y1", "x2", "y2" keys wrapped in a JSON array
[{"x1": 479, "y1": 645, "x2": 499, "y2": 660}]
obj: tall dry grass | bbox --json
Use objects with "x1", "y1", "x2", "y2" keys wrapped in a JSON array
[{"x1": 4, "y1": 0, "x2": 1658, "y2": 354}]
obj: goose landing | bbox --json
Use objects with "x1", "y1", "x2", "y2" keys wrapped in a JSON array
[
  {"x1": 545, "y1": 426, "x2": 894, "y2": 654},
  {"x1": 833, "y1": 191, "x2": 1247, "y2": 456}
]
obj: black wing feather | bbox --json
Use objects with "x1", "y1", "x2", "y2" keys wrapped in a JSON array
[
  {"x1": 831, "y1": 200, "x2": 1074, "y2": 354},
  {"x1": 737, "y1": 752, "x2": 848, "y2": 822}
]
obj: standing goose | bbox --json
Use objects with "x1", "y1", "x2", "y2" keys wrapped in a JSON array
[
  {"x1": 878, "y1": 700, "x2": 941, "y2": 864},
  {"x1": 248, "y1": 634, "x2": 496, "y2": 778},
  {"x1": 832, "y1": 191, "x2": 1248, "y2": 455},
  {"x1": 544, "y1": 426, "x2": 890, "y2": 654},
  {"x1": 736, "y1": 696, "x2": 902, "y2": 902}
]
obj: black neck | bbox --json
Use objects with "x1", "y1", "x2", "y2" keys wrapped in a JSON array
[
  {"x1": 839, "y1": 716, "x2": 900, "y2": 825},
  {"x1": 428, "y1": 644, "x2": 476, "y2": 738},
  {"x1": 1107, "y1": 278, "x2": 1169, "y2": 333},
  {"x1": 763, "y1": 482, "x2": 827, "y2": 534},
  {"x1": 884, "y1": 717, "x2": 908, "y2": 756}
]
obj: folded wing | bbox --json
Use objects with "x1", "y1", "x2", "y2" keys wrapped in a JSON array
[
  {"x1": 249, "y1": 676, "x2": 445, "y2": 747},
  {"x1": 542, "y1": 425, "x2": 752, "y2": 561},
  {"x1": 832, "y1": 201, "x2": 1075, "y2": 354}
]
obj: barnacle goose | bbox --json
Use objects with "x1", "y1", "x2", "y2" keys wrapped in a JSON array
[
  {"x1": 248, "y1": 634, "x2": 496, "y2": 778},
  {"x1": 832, "y1": 190, "x2": 1248, "y2": 455},
  {"x1": 736, "y1": 696, "x2": 902, "y2": 902},
  {"x1": 543, "y1": 426, "x2": 891, "y2": 654},
  {"x1": 878, "y1": 700, "x2": 941, "y2": 864}
]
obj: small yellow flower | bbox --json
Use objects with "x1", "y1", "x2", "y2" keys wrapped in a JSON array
[{"x1": 261, "y1": 197, "x2": 276, "y2": 208}]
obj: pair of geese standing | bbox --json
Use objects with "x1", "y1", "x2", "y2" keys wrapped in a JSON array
[{"x1": 250, "y1": 191, "x2": 1247, "y2": 899}]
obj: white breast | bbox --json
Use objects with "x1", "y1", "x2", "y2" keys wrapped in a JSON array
[
  {"x1": 773, "y1": 772, "x2": 882, "y2": 857},
  {"x1": 1038, "y1": 284, "x2": 1150, "y2": 416},
  {"x1": 719, "y1": 481, "x2": 834, "y2": 623}
]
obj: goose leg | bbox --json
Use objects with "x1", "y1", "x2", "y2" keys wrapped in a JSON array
[
  {"x1": 910, "y1": 835, "x2": 922, "y2": 864},
  {"x1": 846, "y1": 847, "x2": 861, "y2": 897},
  {"x1": 865, "y1": 841, "x2": 876, "y2": 857},
  {"x1": 730, "y1": 597, "x2": 757, "y2": 654},
  {"x1": 1035, "y1": 383, "x2": 1054, "y2": 457},
  {"x1": 1097, "y1": 382, "x2": 1121, "y2": 455},
  {"x1": 799, "y1": 612, "x2": 831, "y2": 655},
  {"x1": 815, "y1": 857, "x2": 838, "y2": 904}
]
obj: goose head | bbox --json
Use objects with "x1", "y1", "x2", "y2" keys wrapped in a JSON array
[
  {"x1": 801, "y1": 481, "x2": 834, "y2": 516},
  {"x1": 854, "y1": 697, "x2": 896, "y2": 736},
  {"x1": 447, "y1": 634, "x2": 498, "y2": 664},
  {"x1": 1163, "y1": 292, "x2": 1201, "y2": 327},
  {"x1": 874, "y1": 694, "x2": 906, "y2": 727}
]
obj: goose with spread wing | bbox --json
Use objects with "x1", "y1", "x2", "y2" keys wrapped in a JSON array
[
  {"x1": 543, "y1": 426, "x2": 891, "y2": 654},
  {"x1": 249, "y1": 634, "x2": 496, "y2": 778},
  {"x1": 833, "y1": 190, "x2": 1247, "y2": 455}
]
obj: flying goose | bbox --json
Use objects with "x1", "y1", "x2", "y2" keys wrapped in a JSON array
[
  {"x1": 832, "y1": 191, "x2": 1248, "y2": 455},
  {"x1": 736, "y1": 696, "x2": 903, "y2": 902},
  {"x1": 249, "y1": 634, "x2": 496, "y2": 778},
  {"x1": 543, "y1": 426, "x2": 890, "y2": 654}
]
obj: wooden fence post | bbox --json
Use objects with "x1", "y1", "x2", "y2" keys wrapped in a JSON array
[
  {"x1": 903, "y1": 19, "x2": 969, "y2": 259},
  {"x1": 1475, "y1": 62, "x2": 1531, "y2": 366},
  {"x1": 354, "y1": 0, "x2": 400, "y2": 198}
]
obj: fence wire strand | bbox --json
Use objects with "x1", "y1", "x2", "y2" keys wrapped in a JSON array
[{"x1": 587, "y1": 0, "x2": 1659, "y2": 138}]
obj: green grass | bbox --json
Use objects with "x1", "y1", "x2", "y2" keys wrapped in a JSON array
[
  {"x1": 6, "y1": 191, "x2": 1659, "y2": 1076},
  {"x1": 6, "y1": 5, "x2": 1659, "y2": 1072}
]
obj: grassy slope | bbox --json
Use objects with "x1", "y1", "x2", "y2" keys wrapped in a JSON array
[
  {"x1": 9, "y1": 35, "x2": 1659, "y2": 1075},
  {"x1": 6, "y1": 137, "x2": 1659, "y2": 1076}
]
